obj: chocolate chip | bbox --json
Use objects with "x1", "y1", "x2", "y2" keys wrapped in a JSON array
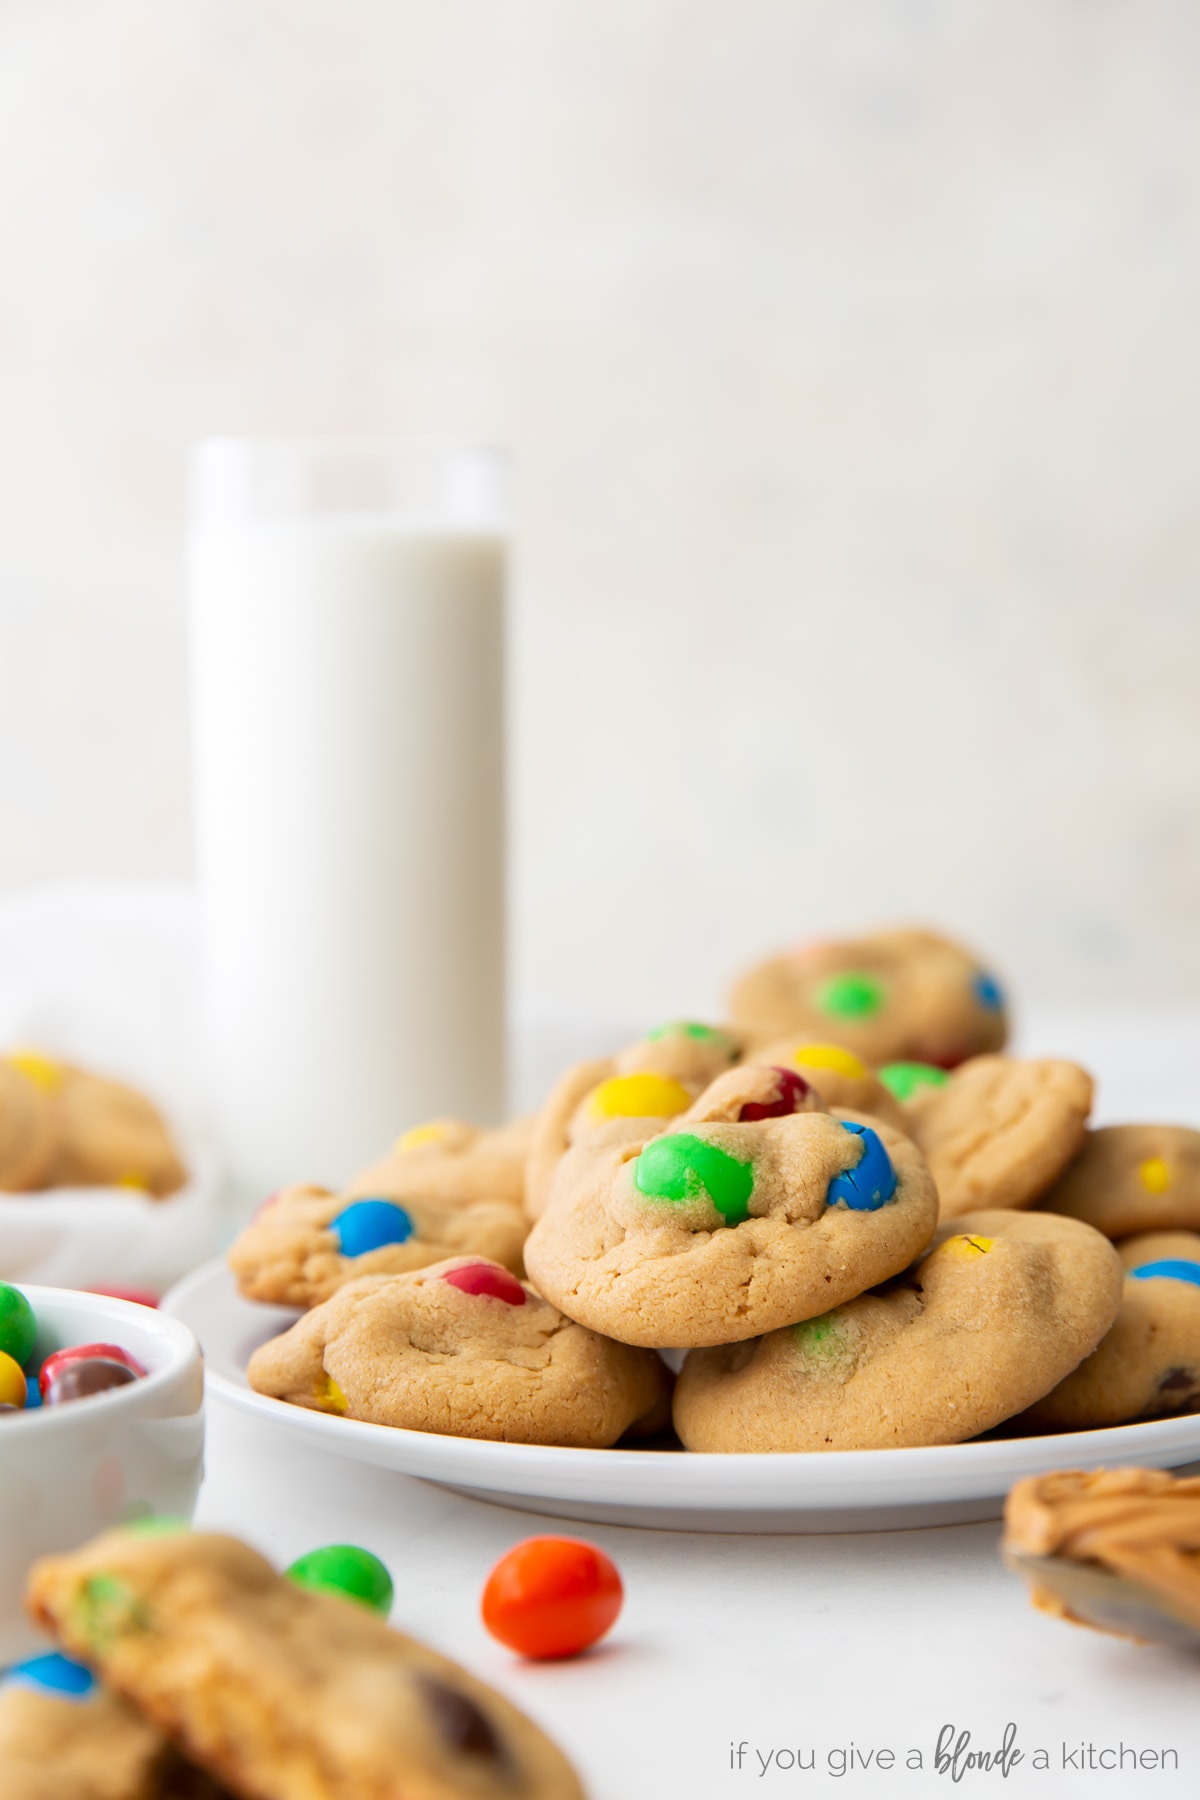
[
  {"x1": 1158, "y1": 1367, "x2": 1200, "y2": 1395},
  {"x1": 417, "y1": 1675, "x2": 505, "y2": 1763}
]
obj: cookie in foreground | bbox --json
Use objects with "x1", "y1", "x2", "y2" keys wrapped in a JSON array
[
  {"x1": 1004, "y1": 1467, "x2": 1200, "y2": 1648},
  {"x1": 26, "y1": 1525, "x2": 584, "y2": 1800}
]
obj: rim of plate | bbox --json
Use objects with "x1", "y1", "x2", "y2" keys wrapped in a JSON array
[{"x1": 164, "y1": 1258, "x2": 1200, "y2": 1506}]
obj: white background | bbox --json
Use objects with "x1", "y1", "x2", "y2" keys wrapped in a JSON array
[{"x1": 0, "y1": 1, "x2": 1197, "y2": 1021}]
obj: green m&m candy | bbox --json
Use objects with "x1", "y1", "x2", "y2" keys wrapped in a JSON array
[
  {"x1": 0, "y1": 1284, "x2": 37, "y2": 1368},
  {"x1": 816, "y1": 972, "x2": 886, "y2": 1022},
  {"x1": 644, "y1": 1021, "x2": 735, "y2": 1050},
  {"x1": 634, "y1": 1133, "x2": 754, "y2": 1226},
  {"x1": 878, "y1": 1062, "x2": 950, "y2": 1105},
  {"x1": 285, "y1": 1544, "x2": 394, "y2": 1615}
]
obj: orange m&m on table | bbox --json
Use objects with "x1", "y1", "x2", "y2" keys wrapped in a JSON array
[{"x1": 482, "y1": 1536, "x2": 623, "y2": 1660}]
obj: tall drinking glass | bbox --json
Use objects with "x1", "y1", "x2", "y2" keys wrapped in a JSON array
[{"x1": 188, "y1": 439, "x2": 507, "y2": 1213}]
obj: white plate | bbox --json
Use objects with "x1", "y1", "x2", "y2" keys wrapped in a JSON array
[{"x1": 163, "y1": 1258, "x2": 1200, "y2": 1535}]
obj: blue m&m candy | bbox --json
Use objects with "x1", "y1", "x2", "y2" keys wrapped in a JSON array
[
  {"x1": 5, "y1": 1652, "x2": 95, "y2": 1700},
  {"x1": 1130, "y1": 1260, "x2": 1200, "y2": 1290},
  {"x1": 972, "y1": 971, "x2": 1005, "y2": 1013},
  {"x1": 825, "y1": 1123, "x2": 898, "y2": 1212},
  {"x1": 330, "y1": 1199, "x2": 415, "y2": 1258}
]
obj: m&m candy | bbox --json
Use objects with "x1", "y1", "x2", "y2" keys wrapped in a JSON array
[
  {"x1": 87, "y1": 1286, "x2": 160, "y2": 1308},
  {"x1": 0, "y1": 1283, "x2": 37, "y2": 1366},
  {"x1": 286, "y1": 1543, "x2": 394, "y2": 1615},
  {"x1": 634, "y1": 1133, "x2": 754, "y2": 1225},
  {"x1": 644, "y1": 1021, "x2": 734, "y2": 1049},
  {"x1": 4, "y1": 1652, "x2": 96, "y2": 1700},
  {"x1": 39, "y1": 1342, "x2": 145, "y2": 1405},
  {"x1": 0, "y1": 1350, "x2": 27, "y2": 1410},
  {"x1": 878, "y1": 1061, "x2": 950, "y2": 1104},
  {"x1": 586, "y1": 1073, "x2": 691, "y2": 1123},
  {"x1": 442, "y1": 1263, "x2": 526, "y2": 1305},
  {"x1": 482, "y1": 1536, "x2": 623, "y2": 1660},
  {"x1": 738, "y1": 1067, "x2": 811, "y2": 1122},
  {"x1": 972, "y1": 971, "x2": 1005, "y2": 1012},
  {"x1": 1130, "y1": 1260, "x2": 1200, "y2": 1289},
  {"x1": 817, "y1": 972, "x2": 886, "y2": 1021},
  {"x1": 825, "y1": 1123, "x2": 898, "y2": 1212},
  {"x1": 330, "y1": 1199, "x2": 415, "y2": 1258}
]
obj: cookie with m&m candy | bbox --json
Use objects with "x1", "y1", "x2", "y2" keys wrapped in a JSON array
[
  {"x1": 750, "y1": 1039, "x2": 908, "y2": 1129},
  {"x1": 523, "y1": 1064, "x2": 938, "y2": 1349},
  {"x1": 1016, "y1": 1230, "x2": 1200, "y2": 1432},
  {"x1": 523, "y1": 1021, "x2": 743, "y2": 1223},
  {"x1": 1036, "y1": 1125, "x2": 1200, "y2": 1241},
  {"x1": 343, "y1": 1114, "x2": 533, "y2": 1214},
  {"x1": 900, "y1": 1053, "x2": 1094, "y2": 1218},
  {"x1": 674, "y1": 1209, "x2": 1122, "y2": 1450},
  {"x1": 246, "y1": 1258, "x2": 670, "y2": 1447},
  {"x1": 226, "y1": 1181, "x2": 528, "y2": 1310},
  {"x1": 0, "y1": 1656, "x2": 189, "y2": 1797},
  {"x1": 727, "y1": 925, "x2": 1008, "y2": 1070}
]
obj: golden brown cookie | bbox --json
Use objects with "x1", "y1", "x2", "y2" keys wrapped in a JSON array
[
  {"x1": 227, "y1": 1183, "x2": 527, "y2": 1309},
  {"x1": 0, "y1": 1058, "x2": 57, "y2": 1191},
  {"x1": 1017, "y1": 1232, "x2": 1200, "y2": 1431},
  {"x1": 903, "y1": 1054, "x2": 1093, "y2": 1218},
  {"x1": 524, "y1": 1066, "x2": 938, "y2": 1348},
  {"x1": 0, "y1": 1679, "x2": 223, "y2": 1799},
  {"x1": 1037, "y1": 1124, "x2": 1200, "y2": 1239},
  {"x1": 10, "y1": 1052, "x2": 188, "y2": 1198},
  {"x1": 248, "y1": 1255, "x2": 671, "y2": 1446},
  {"x1": 1005, "y1": 1468, "x2": 1200, "y2": 1646},
  {"x1": 524, "y1": 1021, "x2": 743, "y2": 1221},
  {"x1": 728, "y1": 925, "x2": 1008, "y2": 1068},
  {"x1": 673, "y1": 1209, "x2": 1122, "y2": 1451},
  {"x1": 344, "y1": 1114, "x2": 532, "y2": 1212},
  {"x1": 27, "y1": 1528, "x2": 584, "y2": 1800},
  {"x1": 748, "y1": 1040, "x2": 907, "y2": 1131}
]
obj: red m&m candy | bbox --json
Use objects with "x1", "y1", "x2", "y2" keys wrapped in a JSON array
[
  {"x1": 482, "y1": 1536, "x2": 623, "y2": 1660},
  {"x1": 738, "y1": 1067, "x2": 811, "y2": 1122},
  {"x1": 39, "y1": 1342, "x2": 146, "y2": 1404},
  {"x1": 442, "y1": 1263, "x2": 526, "y2": 1305}
]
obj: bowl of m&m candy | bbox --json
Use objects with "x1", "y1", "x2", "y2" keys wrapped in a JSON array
[{"x1": 0, "y1": 1282, "x2": 204, "y2": 1662}]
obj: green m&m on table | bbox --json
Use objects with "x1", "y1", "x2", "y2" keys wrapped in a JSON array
[{"x1": 285, "y1": 1544, "x2": 394, "y2": 1615}]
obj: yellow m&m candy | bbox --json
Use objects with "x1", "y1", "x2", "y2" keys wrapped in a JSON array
[
  {"x1": 586, "y1": 1074, "x2": 692, "y2": 1124},
  {"x1": 1139, "y1": 1157, "x2": 1170, "y2": 1195},
  {"x1": 0, "y1": 1350, "x2": 28, "y2": 1409},
  {"x1": 937, "y1": 1233, "x2": 994, "y2": 1260},
  {"x1": 790, "y1": 1044, "x2": 868, "y2": 1080},
  {"x1": 317, "y1": 1373, "x2": 348, "y2": 1415},
  {"x1": 397, "y1": 1121, "x2": 448, "y2": 1152},
  {"x1": 6, "y1": 1050, "x2": 64, "y2": 1093}
]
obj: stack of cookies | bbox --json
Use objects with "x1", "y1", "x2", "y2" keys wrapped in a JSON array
[{"x1": 230, "y1": 925, "x2": 1200, "y2": 1454}]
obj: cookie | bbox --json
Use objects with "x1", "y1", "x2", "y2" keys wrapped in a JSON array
[
  {"x1": 26, "y1": 1527, "x2": 584, "y2": 1800},
  {"x1": 673, "y1": 1209, "x2": 1122, "y2": 1451},
  {"x1": 11, "y1": 1053, "x2": 188, "y2": 1199},
  {"x1": 1005, "y1": 1468, "x2": 1200, "y2": 1646},
  {"x1": 524, "y1": 1065, "x2": 939, "y2": 1348},
  {"x1": 748, "y1": 1040, "x2": 908, "y2": 1131},
  {"x1": 1016, "y1": 1231, "x2": 1200, "y2": 1431},
  {"x1": 0, "y1": 1674, "x2": 221, "y2": 1799},
  {"x1": 344, "y1": 1114, "x2": 532, "y2": 1212},
  {"x1": 728, "y1": 925, "x2": 1008, "y2": 1068},
  {"x1": 0, "y1": 1058, "x2": 57, "y2": 1191},
  {"x1": 227, "y1": 1183, "x2": 528, "y2": 1309},
  {"x1": 524, "y1": 1020, "x2": 743, "y2": 1222},
  {"x1": 1037, "y1": 1124, "x2": 1200, "y2": 1239},
  {"x1": 902, "y1": 1054, "x2": 1093, "y2": 1217},
  {"x1": 247, "y1": 1256, "x2": 671, "y2": 1446}
]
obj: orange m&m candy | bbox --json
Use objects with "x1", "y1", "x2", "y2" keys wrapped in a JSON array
[{"x1": 481, "y1": 1536, "x2": 623, "y2": 1660}]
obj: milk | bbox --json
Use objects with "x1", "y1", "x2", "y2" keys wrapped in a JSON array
[{"x1": 188, "y1": 511, "x2": 506, "y2": 1209}]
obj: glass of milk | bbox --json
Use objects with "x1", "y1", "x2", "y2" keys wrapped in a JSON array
[{"x1": 187, "y1": 439, "x2": 507, "y2": 1214}]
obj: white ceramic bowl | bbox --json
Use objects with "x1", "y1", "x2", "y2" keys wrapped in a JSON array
[{"x1": 0, "y1": 1286, "x2": 204, "y2": 1663}]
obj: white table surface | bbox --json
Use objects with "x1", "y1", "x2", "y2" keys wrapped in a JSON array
[{"x1": 9, "y1": 884, "x2": 1200, "y2": 1798}]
